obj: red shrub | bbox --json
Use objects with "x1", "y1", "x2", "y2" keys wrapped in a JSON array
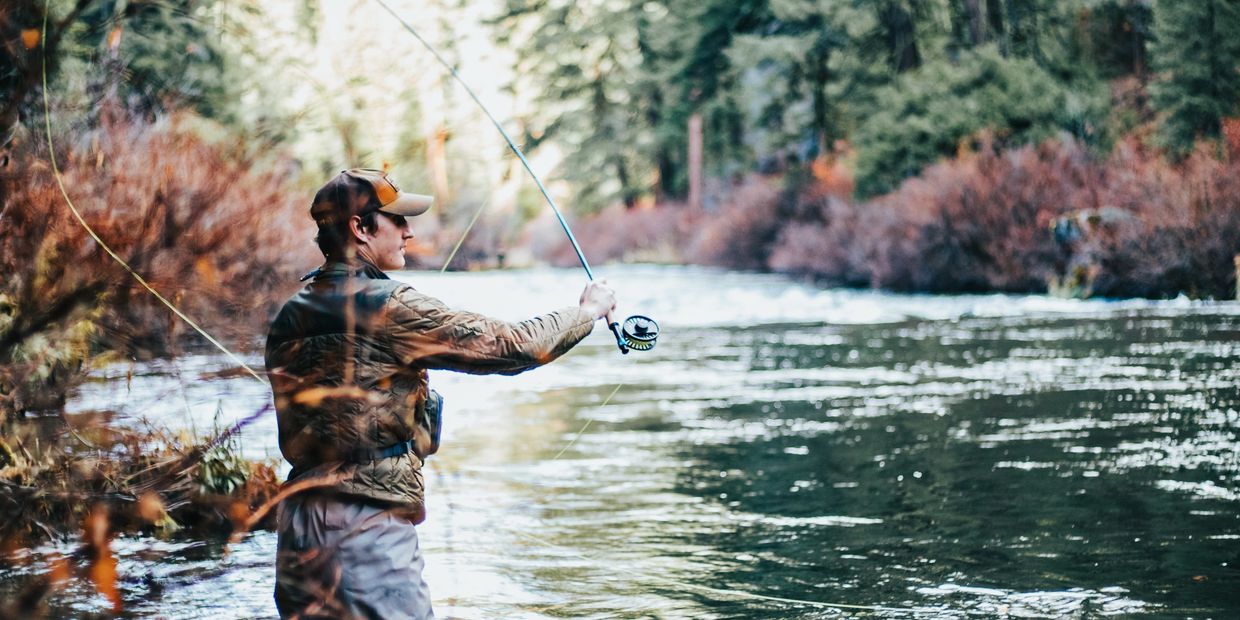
[
  {"x1": 766, "y1": 187, "x2": 873, "y2": 287},
  {"x1": 0, "y1": 113, "x2": 315, "y2": 416},
  {"x1": 773, "y1": 135, "x2": 1240, "y2": 298},
  {"x1": 528, "y1": 135, "x2": 1240, "y2": 300},
  {"x1": 1087, "y1": 138, "x2": 1240, "y2": 298},
  {"x1": 862, "y1": 138, "x2": 1090, "y2": 292},
  {"x1": 684, "y1": 179, "x2": 784, "y2": 270},
  {"x1": 541, "y1": 201, "x2": 704, "y2": 268}
]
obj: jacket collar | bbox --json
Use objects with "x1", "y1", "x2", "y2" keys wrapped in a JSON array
[{"x1": 302, "y1": 258, "x2": 391, "y2": 282}]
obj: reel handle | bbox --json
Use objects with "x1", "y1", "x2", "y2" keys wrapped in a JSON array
[{"x1": 608, "y1": 321, "x2": 630, "y2": 354}]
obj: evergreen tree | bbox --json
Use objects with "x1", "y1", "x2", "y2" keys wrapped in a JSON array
[
  {"x1": 0, "y1": 0, "x2": 93, "y2": 138},
  {"x1": 874, "y1": 0, "x2": 923, "y2": 73},
  {"x1": 489, "y1": 0, "x2": 1154, "y2": 205},
  {"x1": 68, "y1": 0, "x2": 251, "y2": 122},
  {"x1": 1073, "y1": 0, "x2": 1152, "y2": 80},
  {"x1": 1, "y1": 0, "x2": 267, "y2": 139},
  {"x1": 495, "y1": 0, "x2": 660, "y2": 211},
  {"x1": 853, "y1": 47, "x2": 1106, "y2": 196},
  {"x1": 1150, "y1": 0, "x2": 1240, "y2": 157},
  {"x1": 728, "y1": 0, "x2": 870, "y2": 167},
  {"x1": 650, "y1": 0, "x2": 768, "y2": 196}
]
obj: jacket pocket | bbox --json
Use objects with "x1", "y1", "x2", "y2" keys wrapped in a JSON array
[{"x1": 418, "y1": 389, "x2": 444, "y2": 457}]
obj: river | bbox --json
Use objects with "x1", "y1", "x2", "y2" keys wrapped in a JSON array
[{"x1": 6, "y1": 265, "x2": 1240, "y2": 618}]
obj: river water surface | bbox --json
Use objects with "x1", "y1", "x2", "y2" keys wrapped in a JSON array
[{"x1": 7, "y1": 265, "x2": 1240, "y2": 618}]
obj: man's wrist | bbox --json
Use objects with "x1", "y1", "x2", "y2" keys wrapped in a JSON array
[{"x1": 576, "y1": 301, "x2": 597, "y2": 319}]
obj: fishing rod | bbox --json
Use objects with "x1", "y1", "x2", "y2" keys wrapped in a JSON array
[{"x1": 371, "y1": 0, "x2": 658, "y2": 355}]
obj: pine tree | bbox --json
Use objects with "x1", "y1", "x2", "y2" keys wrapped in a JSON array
[
  {"x1": 494, "y1": 0, "x2": 660, "y2": 211},
  {"x1": 649, "y1": 0, "x2": 769, "y2": 196},
  {"x1": 0, "y1": 0, "x2": 94, "y2": 136},
  {"x1": 727, "y1": 0, "x2": 870, "y2": 167},
  {"x1": 68, "y1": 0, "x2": 249, "y2": 122},
  {"x1": 852, "y1": 47, "x2": 1106, "y2": 197},
  {"x1": 1150, "y1": 0, "x2": 1240, "y2": 157}
]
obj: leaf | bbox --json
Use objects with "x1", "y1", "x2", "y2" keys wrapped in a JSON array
[
  {"x1": 228, "y1": 500, "x2": 251, "y2": 528},
  {"x1": 84, "y1": 506, "x2": 123, "y2": 613},
  {"x1": 107, "y1": 26, "x2": 123, "y2": 52},
  {"x1": 194, "y1": 257, "x2": 219, "y2": 287},
  {"x1": 136, "y1": 492, "x2": 165, "y2": 524},
  {"x1": 292, "y1": 386, "x2": 382, "y2": 407}
]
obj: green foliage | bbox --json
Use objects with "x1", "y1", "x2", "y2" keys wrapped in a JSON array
[
  {"x1": 493, "y1": 0, "x2": 1174, "y2": 206},
  {"x1": 497, "y1": 0, "x2": 778, "y2": 206},
  {"x1": 0, "y1": 0, "x2": 90, "y2": 135},
  {"x1": 69, "y1": 0, "x2": 254, "y2": 123},
  {"x1": 728, "y1": 1, "x2": 871, "y2": 166},
  {"x1": 852, "y1": 47, "x2": 1107, "y2": 197},
  {"x1": 495, "y1": 0, "x2": 661, "y2": 211},
  {"x1": 1150, "y1": 0, "x2": 1240, "y2": 158},
  {"x1": 0, "y1": 0, "x2": 291, "y2": 145},
  {"x1": 1071, "y1": 0, "x2": 1153, "y2": 79},
  {"x1": 654, "y1": 0, "x2": 769, "y2": 192},
  {"x1": 196, "y1": 439, "x2": 251, "y2": 496}
]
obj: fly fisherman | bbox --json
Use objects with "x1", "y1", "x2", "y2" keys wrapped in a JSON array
[{"x1": 265, "y1": 168, "x2": 617, "y2": 619}]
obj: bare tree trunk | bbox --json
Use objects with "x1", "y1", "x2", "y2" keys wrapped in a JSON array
[
  {"x1": 986, "y1": 0, "x2": 1006, "y2": 54},
  {"x1": 425, "y1": 123, "x2": 450, "y2": 216},
  {"x1": 687, "y1": 113, "x2": 703, "y2": 210},
  {"x1": 963, "y1": 0, "x2": 986, "y2": 46},
  {"x1": 882, "y1": 1, "x2": 921, "y2": 72},
  {"x1": 615, "y1": 160, "x2": 637, "y2": 209},
  {"x1": 1130, "y1": 0, "x2": 1148, "y2": 84},
  {"x1": 811, "y1": 46, "x2": 832, "y2": 156}
]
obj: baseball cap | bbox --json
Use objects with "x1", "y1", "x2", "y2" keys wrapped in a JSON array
[{"x1": 310, "y1": 168, "x2": 433, "y2": 226}]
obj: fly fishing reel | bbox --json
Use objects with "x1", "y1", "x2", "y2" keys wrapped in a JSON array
[{"x1": 608, "y1": 315, "x2": 659, "y2": 354}]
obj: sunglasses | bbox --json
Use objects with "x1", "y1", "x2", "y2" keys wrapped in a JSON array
[{"x1": 376, "y1": 211, "x2": 408, "y2": 228}]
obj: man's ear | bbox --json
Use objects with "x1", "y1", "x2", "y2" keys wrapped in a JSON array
[{"x1": 348, "y1": 215, "x2": 368, "y2": 244}]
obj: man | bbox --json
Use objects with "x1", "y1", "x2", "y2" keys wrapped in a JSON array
[{"x1": 265, "y1": 168, "x2": 616, "y2": 619}]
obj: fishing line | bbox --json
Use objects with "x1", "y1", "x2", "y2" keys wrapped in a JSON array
[
  {"x1": 39, "y1": 1, "x2": 284, "y2": 525},
  {"x1": 371, "y1": 0, "x2": 660, "y2": 355},
  {"x1": 43, "y1": 4, "x2": 912, "y2": 615},
  {"x1": 369, "y1": 0, "x2": 566, "y2": 253},
  {"x1": 438, "y1": 198, "x2": 491, "y2": 273},
  {"x1": 366, "y1": 7, "x2": 990, "y2": 616},
  {"x1": 550, "y1": 383, "x2": 622, "y2": 461}
]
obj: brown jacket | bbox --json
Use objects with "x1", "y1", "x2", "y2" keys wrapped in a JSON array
[{"x1": 265, "y1": 260, "x2": 594, "y2": 522}]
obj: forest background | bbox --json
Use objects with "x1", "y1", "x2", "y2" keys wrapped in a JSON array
[
  {"x1": 0, "y1": 1, "x2": 1239, "y2": 593},
  {"x1": 3, "y1": 0, "x2": 1240, "y2": 423},
  {"x1": 2, "y1": 0, "x2": 1240, "y2": 416}
]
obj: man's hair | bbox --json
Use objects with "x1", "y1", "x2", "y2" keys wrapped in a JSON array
[{"x1": 315, "y1": 194, "x2": 382, "y2": 260}]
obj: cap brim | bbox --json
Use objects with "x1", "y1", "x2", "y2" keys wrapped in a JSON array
[{"x1": 380, "y1": 192, "x2": 434, "y2": 217}]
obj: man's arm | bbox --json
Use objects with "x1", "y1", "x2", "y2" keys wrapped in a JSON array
[{"x1": 386, "y1": 282, "x2": 614, "y2": 374}]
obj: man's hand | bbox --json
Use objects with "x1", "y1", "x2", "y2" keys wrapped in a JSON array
[{"x1": 579, "y1": 279, "x2": 618, "y2": 323}]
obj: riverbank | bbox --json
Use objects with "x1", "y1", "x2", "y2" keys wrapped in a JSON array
[
  {"x1": 0, "y1": 415, "x2": 280, "y2": 537},
  {"x1": 540, "y1": 133, "x2": 1240, "y2": 301},
  {"x1": 0, "y1": 113, "x2": 314, "y2": 425},
  {"x1": 0, "y1": 413, "x2": 280, "y2": 616}
]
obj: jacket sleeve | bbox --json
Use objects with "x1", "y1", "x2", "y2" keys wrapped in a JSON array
[{"x1": 386, "y1": 285, "x2": 596, "y2": 375}]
